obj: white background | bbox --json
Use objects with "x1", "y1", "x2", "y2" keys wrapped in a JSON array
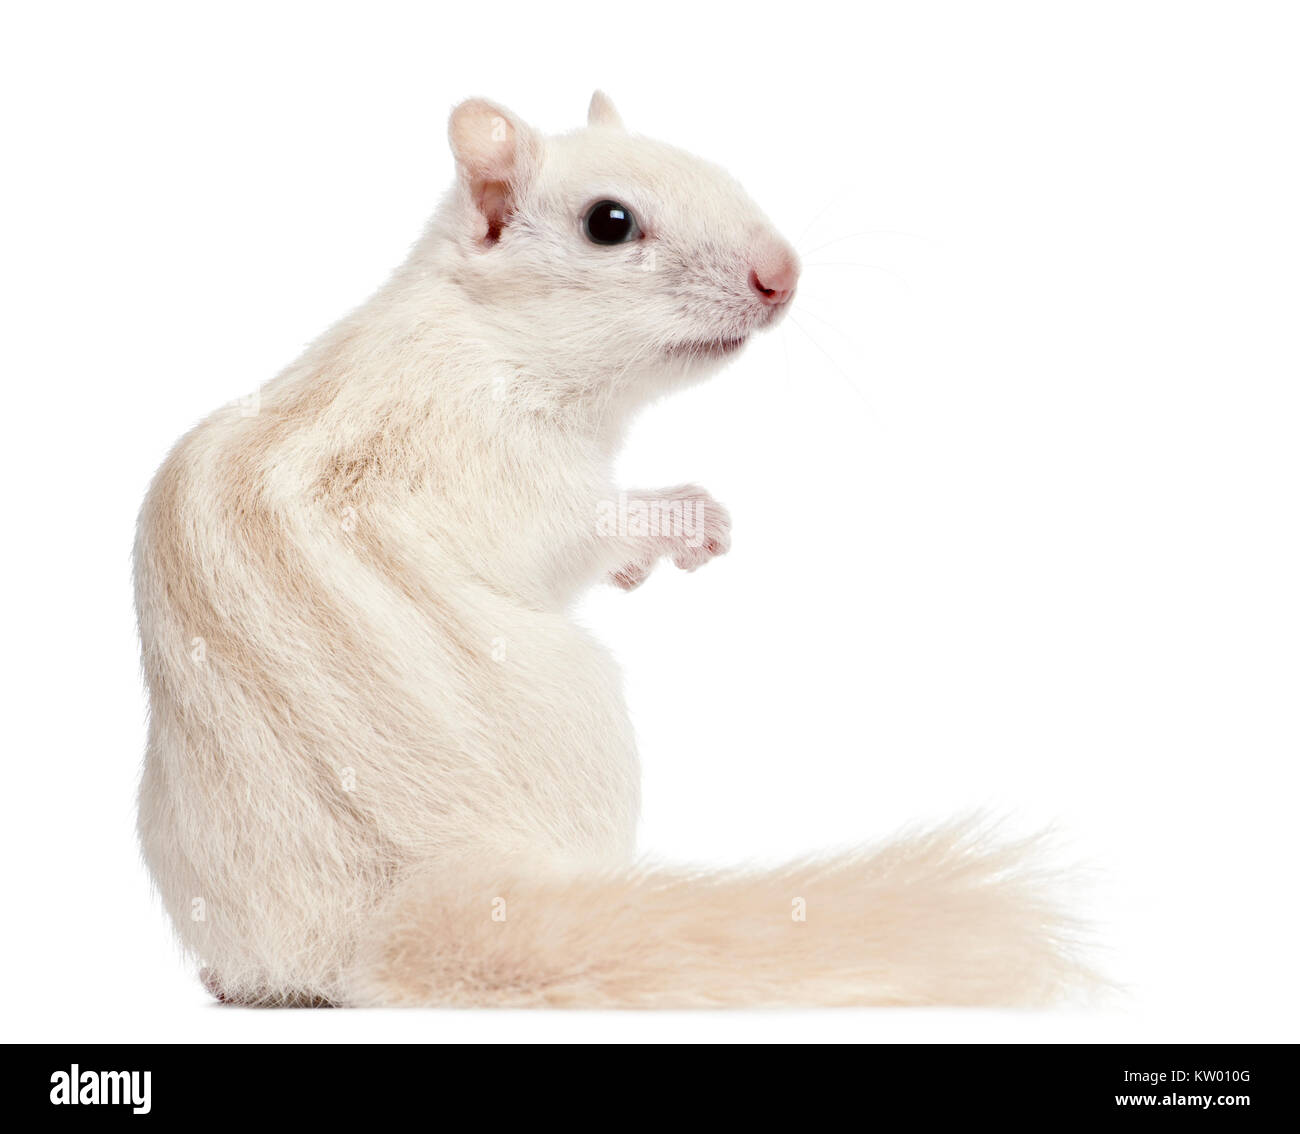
[{"x1": 2, "y1": 1, "x2": 1296, "y2": 1043}]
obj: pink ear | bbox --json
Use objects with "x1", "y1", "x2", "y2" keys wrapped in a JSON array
[{"x1": 448, "y1": 98, "x2": 537, "y2": 243}]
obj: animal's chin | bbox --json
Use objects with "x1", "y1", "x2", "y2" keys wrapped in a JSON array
[{"x1": 665, "y1": 336, "x2": 749, "y2": 362}]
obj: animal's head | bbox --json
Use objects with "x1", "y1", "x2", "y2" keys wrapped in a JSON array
[{"x1": 429, "y1": 92, "x2": 798, "y2": 399}]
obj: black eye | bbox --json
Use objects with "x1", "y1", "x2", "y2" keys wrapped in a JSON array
[{"x1": 584, "y1": 199, "x2": 638, "y2": 245}]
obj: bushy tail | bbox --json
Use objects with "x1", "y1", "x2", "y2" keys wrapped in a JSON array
[{"x1": 344, "y1": 822, "x2": 1091, "y2": 1007}]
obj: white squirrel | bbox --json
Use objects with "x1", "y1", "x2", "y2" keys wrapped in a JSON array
[{"x1": 135, "y1": 92, "x2": 1086, "y2": 1007}]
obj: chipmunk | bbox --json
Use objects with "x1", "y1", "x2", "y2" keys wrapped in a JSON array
[{"x1": 134, "y1": 92, "x2": 1083, "y2": 1007}]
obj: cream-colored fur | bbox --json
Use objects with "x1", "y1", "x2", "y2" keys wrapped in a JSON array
[{"x1": 135, "y1": 92, "x2": 1087, "y2": 1007}]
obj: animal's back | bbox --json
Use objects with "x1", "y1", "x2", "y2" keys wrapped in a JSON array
[{"x1": 135, "y1": 363, "x2": 639, "y2": 1003}]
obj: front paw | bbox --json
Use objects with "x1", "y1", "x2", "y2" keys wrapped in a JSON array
[
  {"x1": 602, "y1": 485, "x2": 731, "y2": 588},
  {"x1": 665, "y1": 486, "x2": 731, "y2": 572}
]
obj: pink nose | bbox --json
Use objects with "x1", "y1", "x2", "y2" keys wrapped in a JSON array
[{"x1": 749, "y1": 250, "x2": 799, "y2": 307}]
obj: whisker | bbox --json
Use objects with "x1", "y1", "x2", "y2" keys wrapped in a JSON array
[
  {"x1": 798, "y1": 229, "x2": 929, "y2": 259},
  {"x1": 785, "y1": 312, "x2": 874, "y2": 413},
  {"x1": 803, "y1": 260, "x2": 913, "y2": 292},
  {"x1": 790, "y1": 304, "x2": 851, "y2": 335},
  {"x1": 781, "y1": 321, "x2": 792, "y2": 392},
  {"x1": 793, "y1": 187, "x2": 856, "y2": 245}
]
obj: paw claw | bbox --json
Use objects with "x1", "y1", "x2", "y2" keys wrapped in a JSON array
[{"x1": 611, "y1": 562, "x2": 652, "y2": 590}]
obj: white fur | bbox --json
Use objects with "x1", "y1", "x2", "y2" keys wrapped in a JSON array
[{"x1": 134, "y1": 93, "x2": 1088, "y2": 1006}]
